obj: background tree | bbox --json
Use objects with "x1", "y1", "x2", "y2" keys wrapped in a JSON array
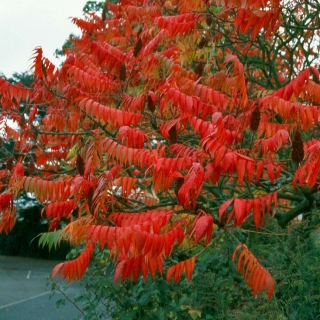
[
  {"x1": 0, "y1": 71, "x2": 71, "y2": 258},
  {"x1": 0, "y1": 0, "x2": 320, "y2": 311}
]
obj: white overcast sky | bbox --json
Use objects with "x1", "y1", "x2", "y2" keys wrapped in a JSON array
[{"x1": 0, "y1": 0, "x2": 85, "y2": 77}]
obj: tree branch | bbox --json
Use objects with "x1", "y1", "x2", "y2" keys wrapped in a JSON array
[{"x1": 275, "y1": 198, "x2": 311, "y2": 228}]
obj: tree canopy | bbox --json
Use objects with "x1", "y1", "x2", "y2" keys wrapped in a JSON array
[{"x1": 0, "y1": 0, "x2": 319, "y2": 301}]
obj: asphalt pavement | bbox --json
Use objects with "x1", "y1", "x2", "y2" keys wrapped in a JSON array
[{"x1": 0, "y1": 255, "x2": 83, "y2": 320}]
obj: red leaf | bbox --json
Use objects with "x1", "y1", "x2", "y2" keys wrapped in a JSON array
[
  {"x1": 190, "y1": 214, "x2": 214, "y2": 245},
  {"x1": 236, "y1": 158, "x2": 246, "y2": 186},
  {"x1": 255, "y1": 160, "x2": 264, "y2": 183},
  {"x1": 253, "y1": 199, "x2": 261, "y2": 229},
  {"x1": 267, "y1": 161, "x2": 275, "y2": 184},
  {"x1": 0, "y1": 193, "x2": 14, "y2": 211},
  {"x1": 234, "y1": 198, "x2": 247, "y2": 226},
  {"x1": 247, "y1": 160, "x2": 255, "y2": 184},
  {"x1": 122, "y1": 257, "x2": 134, "y2": 282},
  {"x1": 114, "y1": 260, "x2": 126, "y2": 284},
  {"x1": 184, "y1": 256, "x2": 196, "y2": 282},
  {"x1": 52, "y1": 263, "x2": 64, "y2": 279},
  {"x1": 219, "y1": 199, "x2": 234, "y2": 220}
]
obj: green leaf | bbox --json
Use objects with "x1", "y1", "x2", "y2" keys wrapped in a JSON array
[
  {"x1": 38, "y1": 230, "x2": 65, "y2": 251},
  {"x1": 56, "y1": 298, "x2": 66, "y2": 309}
]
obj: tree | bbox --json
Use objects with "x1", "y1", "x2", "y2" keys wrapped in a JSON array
[{"x1": 0, "y1": 0, "x2": 319, "y2": 302}]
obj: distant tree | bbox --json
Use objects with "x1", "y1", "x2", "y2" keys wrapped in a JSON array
[
  {"x1": 82, "y1": 0, "x2": 105, "y2": 13},
  {"x1": 0, "y1": 71, "x2": 34, "y2": 167}
]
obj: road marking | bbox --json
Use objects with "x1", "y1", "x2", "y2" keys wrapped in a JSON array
[
  {"x1": 26, "y1": 270, "x2": 32, "y2": 279},
  {"x1": 0, "y1": 292, "x2": 50, "y2": 310}
]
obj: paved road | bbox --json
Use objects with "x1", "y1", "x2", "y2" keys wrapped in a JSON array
[{"x1": 0, "y1": 255, "x2": 83, "y2": 320}]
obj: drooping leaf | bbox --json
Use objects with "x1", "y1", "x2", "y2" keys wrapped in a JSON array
[
  {"x1": 189, "y1": 213, "x2": 213, "y2": 246},
  {"x1": 52, "y1": 242, "x2": 94, "y2": 282},
  {"x1": 166, "y1": 256, "x2": 196, "y2": 283},
  {"x1": 232, "y1": 244, "x2": 275, "y2": 300}
]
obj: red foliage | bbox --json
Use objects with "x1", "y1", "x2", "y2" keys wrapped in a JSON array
[
  {"x1": 233, "y1": 244, "x2": 275, "y2": 300},
  {"x1": 0, "y1": 0, "x2": 319, "y2": 301}
]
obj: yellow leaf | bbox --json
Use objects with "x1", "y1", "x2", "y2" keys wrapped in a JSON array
[{"x1": 188, "y1": 309, "x2": 202, "y2": 319}]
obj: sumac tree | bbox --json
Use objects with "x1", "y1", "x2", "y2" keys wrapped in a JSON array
[{"x1": 0, "y1": 0, "x2": 319, "y2": 301}]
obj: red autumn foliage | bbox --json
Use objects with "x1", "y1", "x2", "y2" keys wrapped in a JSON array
[{"x1": 1, "y1": 0, "x2": 319, "y2": 300}]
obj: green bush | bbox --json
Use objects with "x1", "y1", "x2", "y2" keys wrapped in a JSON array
[{"x1": 51, "y1": 217, "x2": 320, "y2": 320}]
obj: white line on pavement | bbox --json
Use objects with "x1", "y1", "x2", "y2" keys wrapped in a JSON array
[
  {"x1": 0, "y1": 292, "x2": 50, "y2": 310},
  {"x1": 26, "y1": 270, "x2": 32, "y2": 279}
]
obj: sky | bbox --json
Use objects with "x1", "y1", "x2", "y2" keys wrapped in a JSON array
[{"x1": 0, "y1": 0, "x2": 85, "y2": 78}]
